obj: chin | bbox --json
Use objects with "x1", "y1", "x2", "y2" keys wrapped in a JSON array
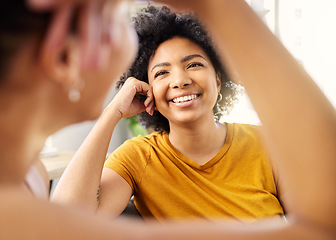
[{"x1": 174, "y1": 115, "x2": 199, "y2": 125}]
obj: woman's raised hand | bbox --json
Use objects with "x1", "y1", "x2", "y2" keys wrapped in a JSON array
[
  {"x1": 107, "y1": 77, "x2": 155, "y2": 119},
  {"x1": 28, "y1": 0, "x2": 138, "y2": 71}
]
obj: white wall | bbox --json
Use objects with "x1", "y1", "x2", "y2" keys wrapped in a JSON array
[{"x1": 277, "y1": 0, "x2": 336, "y2": 107}]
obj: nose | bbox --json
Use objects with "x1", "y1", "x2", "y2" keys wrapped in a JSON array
[{"x1": 170, "y1": 70, "x2": 192, "y2": 89}]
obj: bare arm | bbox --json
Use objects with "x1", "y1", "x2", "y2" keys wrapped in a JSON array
[
  {"x1": 52, "y1": 77, "x2": 154, "y2": 215},
  {"x1": 51, "y1": 102, "x2": 122, "y2": 210},
  {"x1": 2, "y1": 185, "x2": 332, "y2": 240},
  {"x1": 202, "y1": 0, "x2": 336, "y2": 227},
  {"x1": 0, "y1": 186, "x2": 145, "y2": 240},
  {"x1": 156, "y1": 0, "x2": 336, "y2": 231},
  {"x1": 25, "y1": 0, "x2": 335, "y2": 239}
]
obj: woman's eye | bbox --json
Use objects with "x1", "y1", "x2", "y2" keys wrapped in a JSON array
[
  {"x1": 187, "y1": 62, "x2": 204, "y2": 69},
  {"x1": 154, "y1": 70, "x2": 168, "y2": 78}
]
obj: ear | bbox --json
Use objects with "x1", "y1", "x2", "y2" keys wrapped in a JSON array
[
  {"x1": 216, "y1": 72, "x2": 222, "y2": 93},
  {"x1": 38, "y1": 6, "x2": 84, "y2": 99},
  {"x1": 39, "y1": 36, "x2": 83, "y2": 99}
]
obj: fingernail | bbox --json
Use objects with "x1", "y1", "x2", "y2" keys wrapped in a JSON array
[{"x1": 146, "y1": 107, "x2": 152, "y2": 116}]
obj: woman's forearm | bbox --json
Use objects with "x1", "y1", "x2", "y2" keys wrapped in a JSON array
[
  {"x1": 51, "y1": 105, "x2": 122, "y2": 210},
  {"x1": 52, "y1": 75, "x2": 154, "y2": 211},
  {"x1": 194, "y1": 0, "x2": 336, "y2": 228}
]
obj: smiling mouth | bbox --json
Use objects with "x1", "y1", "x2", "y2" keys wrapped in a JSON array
[{"x1": 172, "y1": 94, "x2": 199, "y2": 103}]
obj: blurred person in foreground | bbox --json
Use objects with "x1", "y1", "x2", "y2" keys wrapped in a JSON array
[{"x1": 0, "y1": 0, "x2": 335, "y2": 239}]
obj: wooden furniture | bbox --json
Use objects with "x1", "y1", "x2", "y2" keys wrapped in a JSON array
[{"x1": 40, "y1": 151, "x2": 75, "y2": 181}]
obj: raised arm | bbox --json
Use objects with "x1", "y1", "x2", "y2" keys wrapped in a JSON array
[
  {"x1": 153, "y1": 0, "x2": 336, "y2": 236},
  {"x1": 0, "y1": 185, "x2": 146, "y2": 240},
  {"x1": 52, "y1": 77, "x2": 154, "y2": 217},
  {"x1": 25, "y1": 0, "x2": 335, "y2": 239}
]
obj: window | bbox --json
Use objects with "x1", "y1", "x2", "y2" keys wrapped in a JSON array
[{"x1": 224, "y1": 0, "x2": 336, "y2": 124}]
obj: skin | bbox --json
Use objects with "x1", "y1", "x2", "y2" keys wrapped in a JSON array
[
  {"x1": 1, "y1": 0, "x2": 335, "y2": 239},
  {"x1": 147, "y1": 37, "x2": 226, "y2": 165},
  {"x1": 161, "y1": 0, "x2": 336, "y2": 231},
  {"x1": 28, "y1": 0, "x2": 130, "y2": 70},
  {"x1": 1, "y1": 0, "x2": 139, "y2": 239},
  {"x1": 52, "y1": 36, "x2": 229, "y2": 215}
]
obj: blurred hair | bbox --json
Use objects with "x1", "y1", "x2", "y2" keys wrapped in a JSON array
[
  {"x1": 118, "y1": 5, "x2": 240, "y2": 132},
  {"x1": 0, "y1": 1, "x2": 51, "y2": 83},
  {"x1": 0, "y1": 1, "x2": 78, "y2": 85}
]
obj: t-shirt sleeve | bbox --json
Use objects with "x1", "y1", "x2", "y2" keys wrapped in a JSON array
[
  {"x1": 246, "y1": 124, "x2": 281, "y2": 196},
  {"x1": 104, "y1": 137, "x2": 149, "y2": 192}
]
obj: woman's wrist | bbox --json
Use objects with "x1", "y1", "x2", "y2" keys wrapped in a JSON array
[{"x1": 102, "y1": 103, "x2": 123, "y2": 124}]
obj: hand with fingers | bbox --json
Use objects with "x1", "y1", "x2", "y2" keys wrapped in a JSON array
[
  {"x1": 107, "y1": 77, "x2": 155, "y2": 120},
  {"x1": 28, "y1": 0, "x2": 138, "y2": 71}
]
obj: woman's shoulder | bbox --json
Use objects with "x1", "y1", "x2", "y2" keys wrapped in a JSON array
[
  {"x1": 126, "y1": 131, "x2": 167, "y2": 145},
  {"x1": 229, "y1": 122, "x2": 262, "y2": 135},
  {"x1": 225, "y1": 122, "x2": 265, "y2": 147},
  {"x1": 115, "y1": 131, "x2": 167, "y2": 153}
]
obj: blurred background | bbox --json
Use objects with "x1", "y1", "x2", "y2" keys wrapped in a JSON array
[{"x1": 44, "y1": 0, "x2": 336, "y2": 155}]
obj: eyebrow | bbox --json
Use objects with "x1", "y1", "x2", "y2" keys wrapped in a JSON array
[
  {"x1": 150, "y1": 62, "x2": 171, "y2": 72},
  {"x1": 181, "y1": 54, "x2": 206, "y2": 63},
  {"x1": 150, "y1": 54, "x2": 206, "y2": 72}
]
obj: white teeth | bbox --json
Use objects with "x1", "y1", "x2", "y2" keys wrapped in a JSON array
[{"x1": 172, "y1": 94, "x2": 197, "y2": 103}]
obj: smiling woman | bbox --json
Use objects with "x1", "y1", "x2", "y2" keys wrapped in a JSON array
[
  {"x1": 147, "y1": 37, "x2": 221, "y2": 129},
  {"x1": 1, "y1": 0, "x2": 335, "y2": 239},
  {"x1": 52, "y1": 5, "x2": 286, "y2": 223},
  {"x1": 118, "y1": 6, "x2": 239, "y2": 132}
]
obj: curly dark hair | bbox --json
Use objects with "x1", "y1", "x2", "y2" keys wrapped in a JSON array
[{"x1": 118, "y1": 5, "x2": 239, "y2": 132}]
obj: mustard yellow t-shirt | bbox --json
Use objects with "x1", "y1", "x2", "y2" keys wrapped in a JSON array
[{"x1": 104, "y1": 123, "x2": 284, "y2": 222}]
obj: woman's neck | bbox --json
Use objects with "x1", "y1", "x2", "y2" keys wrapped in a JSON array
[
  {"x1": 0, "y1": 125, "x2": 45, "y2": 184},
  {"x1": 0, "y1": 94, "x2": 49, "y2": 184},
  {"x1": 168, "y1": 117, "x2": 227, "y2": 165}
]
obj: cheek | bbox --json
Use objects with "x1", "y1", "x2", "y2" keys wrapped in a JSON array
[{"x1": 151, "y1": 82, "x2": 167, "y2": 107}]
